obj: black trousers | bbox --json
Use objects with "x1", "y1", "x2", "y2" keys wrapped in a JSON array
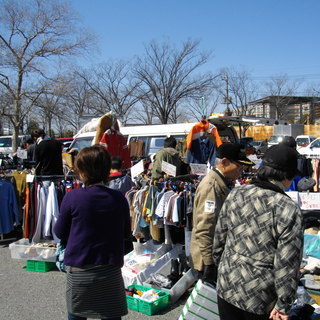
[{"x1": 218, "y1": 296, "x2": 270, "y2": 320}]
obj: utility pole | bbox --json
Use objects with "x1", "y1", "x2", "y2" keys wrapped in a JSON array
[{"x1": 223, "y1": 72, "x2": 232, "y2": 116}]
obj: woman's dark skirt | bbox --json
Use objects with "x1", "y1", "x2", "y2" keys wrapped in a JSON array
[{"x1": 66, "y1": 265, "x2": 128, "y2": 319}]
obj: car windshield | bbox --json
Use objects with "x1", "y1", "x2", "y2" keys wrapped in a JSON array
[
  {"x1": 296, "y1": 138, "x2": 309, "y2": 146},
  {"x1": 70, "y1": 137, "x2": 93, "y2": 151},
  {"x1": 251, "y1": 141, "x2": 261, "y2": 147},
  {"x1": 0, "y1": 137, "x2": 12, "y2": 147},
  {"x1": 268, "y1": 136, "x2": 283, "y2": 144},
  {"x1": 310, "y1": 139, "x2": 320, "y2": 148}
]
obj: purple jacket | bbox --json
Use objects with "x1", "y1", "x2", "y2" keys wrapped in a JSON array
[{"x1": 54, "y1": 185, "x2": 131, "y2": 268}]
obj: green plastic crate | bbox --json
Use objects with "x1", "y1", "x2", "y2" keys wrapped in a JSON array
[
  {"x1": 126, "y1": 284, "x2": 170, "y2": 315},
  {"x1": 25, "y1": 260, "x2": 56, "y2": 272}
]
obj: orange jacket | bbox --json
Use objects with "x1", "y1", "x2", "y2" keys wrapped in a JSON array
[{"x1": 186, "y1": 120, "x2": 222, "y2": 150}]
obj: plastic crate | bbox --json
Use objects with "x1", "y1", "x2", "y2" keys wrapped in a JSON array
[
  {"x1": 9, "y1": 239, "x2": 56, "y2": 262},
  {"x1": 143, "y1": 259, "x2": 197, "y2": 304},
  {"x1": 25, "y1": 260, "x2": 56, "y2": 272},
  {"x1": 126, "y1": 284, "x2": 170, "y2": 315}
]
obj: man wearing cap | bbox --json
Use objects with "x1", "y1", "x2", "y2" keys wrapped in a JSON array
[
  {"x1": 213, "y1": 145, "x2": 303, "y2": 320},
  {"x1": 190, "y1": 143, "x2": 254, "y2": 285}
]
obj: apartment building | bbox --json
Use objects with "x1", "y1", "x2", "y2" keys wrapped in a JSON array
[{"x1": 248, "y1": 96, "x2": 320, "y2": 124}]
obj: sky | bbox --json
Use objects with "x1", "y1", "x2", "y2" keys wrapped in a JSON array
[{"x1": 70, "y1": 0, "x2": 320, "y2": 106}]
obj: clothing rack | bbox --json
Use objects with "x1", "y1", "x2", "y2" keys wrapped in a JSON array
[
  {"x1": 0, "y1": 233, "x2": 16, "y2": 243},
  {"x1": 167, "y1": 174, "x2": 199, "y2": 182},
  {"x1": 35, "y1": 174, "x2": 76, "y2": 181}
]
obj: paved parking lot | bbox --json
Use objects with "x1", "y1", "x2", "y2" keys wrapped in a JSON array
[{"x1": 0, "y1": 241, "x2": 186, "y2": 320}]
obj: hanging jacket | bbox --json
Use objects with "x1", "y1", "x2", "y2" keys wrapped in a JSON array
[
  {"x1": 186, "y1": 120, "x2": 222, "y2": 165},
  {"x1": 186, "y1": 120, "x2": 222, "y2": 150},
  {"x1": 99, "y1": 128, "x2": 131, "y2": 169}
]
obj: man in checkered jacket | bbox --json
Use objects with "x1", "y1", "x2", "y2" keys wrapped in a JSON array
[{"x1": 213, "y1": 145, "x2": 303, "y2": 320}]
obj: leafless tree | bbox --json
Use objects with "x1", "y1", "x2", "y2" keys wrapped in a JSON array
[
  {"x1": 76, "y1": 61, "x2": 141, "y2": 125},
  {"x1": 219, "y1": 67, "x2": 258, "y2": 116},
  {"x1": 217, "y1": 67, "x2": 259, "y2": 136},
  {"x1": 0, "y1": 0, "x2": 94, "y2": 151},
  {"x1": 60, "y1": 72, "x2": 99, "y2": 132},
  {"x1": 131, "y1": 101, "x2": 156, "y2": 124},
  {"x1": 133, "y1": 39, "x2": 218, "y2": 124},
  {"x1": 185, "y1": 92, "x2": 222, "y2": 121},
  {"x1": 264, "y1": 74, "x2": 301, "y2": 120}
]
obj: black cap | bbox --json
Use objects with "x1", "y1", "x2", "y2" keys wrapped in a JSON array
[
  {"x1": 216, "y1": 143, "x2": 255, "y2": 166},
  {"x1": 280, "y1": 136, "x2": 297, "y2": 149},
  {"x1": 262, "y1": 145, "x2": 300, "y2": 176}
]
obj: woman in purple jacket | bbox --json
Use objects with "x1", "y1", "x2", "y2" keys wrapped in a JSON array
[{"x1": 54, "y1": 145, "x2": 131, "y2": 320}]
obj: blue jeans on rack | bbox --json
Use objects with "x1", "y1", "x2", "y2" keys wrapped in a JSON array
[{"x1": 67, "y1": 313, "x2": 120, "y2": 320}]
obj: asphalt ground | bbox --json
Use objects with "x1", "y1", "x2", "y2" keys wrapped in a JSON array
[{"x1": 0, "y1": 240, "x2": 187, "y2": 320}]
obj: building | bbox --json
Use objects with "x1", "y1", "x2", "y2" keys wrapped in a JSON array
[{"x1": 248, "y1": 96, "x2": 320, "y2": 124}]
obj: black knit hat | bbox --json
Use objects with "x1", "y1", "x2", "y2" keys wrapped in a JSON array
[
  {"x1": 262, "y1": 145, "x2": 300, "y2": 176},
  {"x1": 280, "y1": 136, "x2": 297, "y2": 149},
  {"x1": 216, "y1": 143, "x2": 255, "y2": 166}
]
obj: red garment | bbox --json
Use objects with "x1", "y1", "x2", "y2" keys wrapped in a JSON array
[
  {"x1": 99, "y1": 129, "x2": 131, "y2": 169},
  {"x1": 109, "y1": 172, "x2": 122, "y2": 177},
  {"x1": 23, "y1": 185, "x2": 30, "y2": 238},
  {"x1": 186, "y1": 120, "x2": 222, "y2": 150}
]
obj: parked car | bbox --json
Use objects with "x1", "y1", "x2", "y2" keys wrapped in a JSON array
[
  {"x1": 56, "y1": 137, "x2": 74, "y2": 152},
  {"x1": 251, "y1": 140, "x2": 268, "y2": 155},
  {"x1": 295, "y1": 135, "x2": 317, "y2": 149},
  {"x1": 267, "y1": 135, "x2": 285, "y2": 148},
  {"x1": 298, "y1": 138, "x2": 320, "y2": 157},
  {"x1": 240, "y1": 137, "x2": 256, "y2": 155},
  {"x1": 0, "y1": 135, "x2": 28, "y2": 155}
]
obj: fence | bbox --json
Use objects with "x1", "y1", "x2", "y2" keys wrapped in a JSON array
[{"x1": 236, "y1": 125, "x2": 320, "y2": 140}]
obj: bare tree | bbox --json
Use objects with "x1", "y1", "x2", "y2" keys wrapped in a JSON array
[
  {"x1": 0, "y1": 0, "x2": 94, "y2": 151},
  {"x1": 133, "y1": 39, "x2": 218, "y2": 124},
  {"x1": 217, "y1": 67, "x2": 258, "y2": 136},
  {"x1": 219, "y1": 67, "x2": 258, "y2": 116},
  {"x1": 264, "y1": 74, "x2": 301, "y2": 120},
  {"x1": 185, "y1": 93, "x2": 222, "y2": 121},
  {"x1": 60, "y1": 72, "x2": 99, "y2": 132},
  {"x1": 76, "y1": 61, "x2": 141, "y2": 125}
]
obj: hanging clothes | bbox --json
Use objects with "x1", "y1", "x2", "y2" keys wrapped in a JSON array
[
  {"x1": 186, "y1": 120, "x2": 222, "y2": 166},
  {"x1": 43, "y1": 182, "x2": 60, "y2": 242},
  {"x1": 128, "y1": 139, "x2": 145, "y2": 157},
  {"x1": 0, "y1": 179, "x2": 19, "y2": 234},
  {"x1": 99, "y1": 128, "x2": 131, "y2": 169}
]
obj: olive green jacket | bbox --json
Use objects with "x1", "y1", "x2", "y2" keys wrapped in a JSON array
[
  {"x1": 151, "y1": 147, "x2": 180, "y2": 179},
  {"x1": 190, "y1": 169, "x2": 230, "y2": 271}
]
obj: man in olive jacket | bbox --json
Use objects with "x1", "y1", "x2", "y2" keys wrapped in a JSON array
[
  {"x1": 151, "y1": 136, "x2": 181, "y2": 179},
  {"x1": 190, "y1": 143, "x2": 254, "y2": 284}
]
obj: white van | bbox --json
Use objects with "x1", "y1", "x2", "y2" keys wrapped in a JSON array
[
  {"x1": 68, "y1": 120, "x2": 239, "y2": 159},
  {"x1": 68, "y1": 123, "x2": 197, "y2": 159},
  {"x1": 0, "y1": 135, "x2": 28, "y2": 155},
  {"x1": 295, "y1": 135, "x2": 317, "y2": 149}
]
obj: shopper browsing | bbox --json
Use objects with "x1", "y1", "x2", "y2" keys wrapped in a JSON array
[
  {"x1": 190, "y1": 143, "x2": 254, "y2": 285},
  {"x1": 212, "y1": 145, "x2": 303, "y2": 320},
  {"x1": 54, "y1": 145, "x2": 131, "y2": 320},
  {"x1": 151, "y1": 136, "x2": 181, "y2": 179}
]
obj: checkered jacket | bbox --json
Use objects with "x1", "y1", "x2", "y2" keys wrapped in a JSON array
[{"x1": 213, "y1": 183, "x2": 303, "y2": 315}]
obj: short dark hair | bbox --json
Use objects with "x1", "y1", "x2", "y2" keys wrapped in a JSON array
[
  {"x1": 74, "y1": 145, "x2": 111, "y2": 186},
  {"x1": 26, "y1": 138, "x2": 34, "y2": 145},
  {"x1": 164, "y1": 136, "x2": 177, "y2": 148},
  {"x1": 256, "y1": 165, "x2": 295, "y2": 182},
  {"x1": 111, "y1": 156, "x2": 122, "y2": 170},
  {"x1": 31, "y1": 129, "x2": 45, "y2": 139}
]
